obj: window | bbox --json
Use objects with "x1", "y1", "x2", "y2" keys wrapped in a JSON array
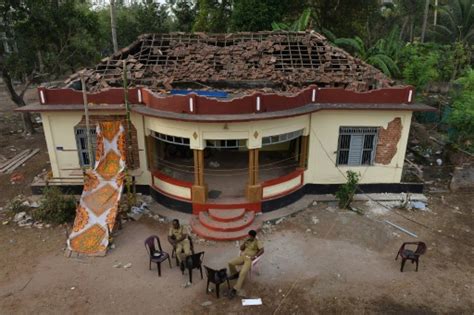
[
  {"x1": 337, "y1": 127, "x2": 378, "y2": 165},
  {"x1": 206, "y1": 139, "x2": 247, "y2": 149},
  {"x1": 262, "y1": 129, "x2": 303, "y2": 146},
  {"x1": 152, "y1": 132, "x2": 190, "y2": 146},
  {"x1": 75, "y1": 127, "x2": 97, "y2": 167}
]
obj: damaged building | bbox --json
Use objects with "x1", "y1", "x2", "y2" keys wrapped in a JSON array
[{"x1": 18, "y1": 31, "x2": 434, "y2": 240}]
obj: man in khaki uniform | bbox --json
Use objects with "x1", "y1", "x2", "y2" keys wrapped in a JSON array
[
  {"x1": 228, "y1": 230, "x2": 264, "y2": 298},
  {"x1": 168, "y1": 219, "x2": 191, "y2": 270}
]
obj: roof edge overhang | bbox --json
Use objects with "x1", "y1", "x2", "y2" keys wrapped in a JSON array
[{"x1": 16, "y1": 102, "x2": 435, "y2": 123}]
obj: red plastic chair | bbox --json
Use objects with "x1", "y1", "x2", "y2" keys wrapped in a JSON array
[
  {"x1": 395, "y1": 242, "x2": 427, "y2": 272},
  {"x1": 144, "y1": 235, "x2": 172, "y2": 277}
]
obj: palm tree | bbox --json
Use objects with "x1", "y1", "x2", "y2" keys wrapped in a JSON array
[
  {"x1": 271, "y1": 8, "x2": 312, "y2": 31},
  {"x1": 430, "y1": 0, "x2": 474, "y2": 45},
  {"x1": 334, "y1": 35, "x2": 401, "y2": 77}
]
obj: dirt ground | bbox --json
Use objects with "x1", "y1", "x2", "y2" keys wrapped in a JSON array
[
  {"x1": 0, "y1": 192, "x2": 473, "y2": 314},
  {"x1": 0, "y1": 84, "x2": 473, "y2": 314}
]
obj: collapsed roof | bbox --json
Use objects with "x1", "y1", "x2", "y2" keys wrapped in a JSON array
[{"x1": 64, "y1": 31, "x2": 393, "y2": 93}]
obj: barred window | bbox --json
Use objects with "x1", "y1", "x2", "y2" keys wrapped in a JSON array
[
  {"x1": 337, "y1": 127, "x2": 378, "y2": 166},
  {"x1": 74, "y1": 127, "x2": 97, "y2": 167}
]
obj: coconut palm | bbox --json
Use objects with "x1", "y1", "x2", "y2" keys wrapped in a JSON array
[
  {"x1": 431, "y1": 0, "x2": 474, "y2": 45},
  {"x1": 334, "y1": 35, "x2": 401, "y2": 77}
]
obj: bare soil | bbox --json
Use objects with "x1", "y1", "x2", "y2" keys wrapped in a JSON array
[{"x1": 0, "y1": 85, "x2": 472, "y2": 314}]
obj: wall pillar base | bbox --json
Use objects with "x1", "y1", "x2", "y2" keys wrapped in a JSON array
[
  {"x1": 192, "y1": 185, "x2": 208, "y2": 203},
  {"x1": 246, "y1": 184, "x2": 262, "y2": 203}
]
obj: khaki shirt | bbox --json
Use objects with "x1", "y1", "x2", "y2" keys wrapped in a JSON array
[
  {"x1": 242, "y1": 238, "x2": 263, "y2": 257},
  {"x1": 169, "y1": 225, "x2": 185, "y2": 240}
]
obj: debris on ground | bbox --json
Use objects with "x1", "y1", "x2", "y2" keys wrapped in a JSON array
[
  {"x1": 123, "y1": 263, "x2": 132, "y2": 269},
  {"x1": 182, "y1": 281, "x2": 192, "y2": 288},
  {"x1": 128, "y1": 202, "x2": 149, "y2": 221},
  {"x1": 311, "y1": 216, "x2": 319, "y2": 224},
  {"x1": 410, "y1": 201, "x2": 427, "y2": 211},
  {"x1": 242, "y1": 298, "x2": 263, "y2": 306},
  {"x1": 0, "y1": 149, "x2": 40, "y2": 174},
  {"x1": 275, "y1": 218, "x2": 285, "y2": 225},
  {"x1": 112, "y1": 262, "x2": 122, "y2": 268},
  {"x1": 201, "y1": 301, "x2": 212, "y2": 307},
  {"x1": 450, "y1": 166, "x2": 474, "y2": 192},
  {"x1": 384, "y1": 220, "x2": 417, "y2": 238}
]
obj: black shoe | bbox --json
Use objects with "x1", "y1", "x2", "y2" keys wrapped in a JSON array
[{"x1": 228, "y1": 288, "x2": 237, "y2": 300}]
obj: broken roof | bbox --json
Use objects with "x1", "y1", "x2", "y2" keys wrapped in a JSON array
[{"x1": 63, "y1": 31, "x2": 393, "y2": 93}]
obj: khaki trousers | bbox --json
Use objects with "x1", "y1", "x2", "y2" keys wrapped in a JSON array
[
  {"x1": 228, "y1": 255, "x2": 252, "y2": 291},
  {"x1": 176, "y1": 239, "x2": 191, "y2": 263}
]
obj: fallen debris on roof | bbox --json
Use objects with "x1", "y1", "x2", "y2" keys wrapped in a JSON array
[{"x1": 60, "y1": 32, "x2": 393, "y2": 93}]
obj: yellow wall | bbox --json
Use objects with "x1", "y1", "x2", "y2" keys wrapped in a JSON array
[
  {"x1": 153, "y1": 176, "x2": 191, "y2": 199},
  {"x1": 262, "y1": 174, "x2": 302, "y2": 198},
  {"x1": 40, "y1": 111, "x2": 150, "y2": 185},
  {"x1": 144, "y1": 115, "x2": 309, "y2": 150},
  {"x1": 41, "y1": 109, "x2": 412, "y2": 187},
  {"x1": 305, "y1": 110, "x2": 412, "y2": 184}
]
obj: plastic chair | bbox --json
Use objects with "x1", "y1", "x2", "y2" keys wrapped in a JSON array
[
  {"x1": 185, "y1": 251, "x2": 204, "y2": 283},
  {"x1": 144, "y1": 235, "x2": 172, "y2": 277},
  {"x1": 204, "y1": 265, "x2": 230, "y2": 299},
  {"x1": 395, "y1": 241, "x2": 427, "y2": 272}
]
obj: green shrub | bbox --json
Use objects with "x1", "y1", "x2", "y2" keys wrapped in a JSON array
[
  {"x1": 6, "y1": 195, "x2": 29, "y2": 214},
  {"x1": 446, "y1": 69, "x2": 474, "y2": 153},
  {"x1": 33, "y1": 187, "x2": 77, "y2": 224},
  {"x1": 400, "y1": 43, "x2": 440, "y2": 90},
  {"x1": 336, "y1": 171, "x2": 360, "y2": 209}
]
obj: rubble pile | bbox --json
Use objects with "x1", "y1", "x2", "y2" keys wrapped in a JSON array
[{"x1": 63, "y1": 32, "x2": 392, "y2": 93}]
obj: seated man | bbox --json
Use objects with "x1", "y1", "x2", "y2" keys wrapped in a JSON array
[
  {"x1": 228, "y1": 230, "x2": 264, "y2": 297},
  {"x1": 168, "y1": 219, "x2": 192, "y2": 271}
]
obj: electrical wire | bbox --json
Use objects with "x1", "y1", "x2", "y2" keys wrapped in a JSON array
[{"x1": 311, "y1": 128, "x2": 474, "y2": 249}]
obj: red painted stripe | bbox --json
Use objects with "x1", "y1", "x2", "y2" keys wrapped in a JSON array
[{"x1": 152, "y1": 170, "x2": 193, "y2": 188}]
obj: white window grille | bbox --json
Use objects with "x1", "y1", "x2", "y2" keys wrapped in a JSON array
[
  {"x1": 74, "y1": 127, "x2": 97, "y2": 167},
  {"x1": 337, "y1": 127, "x2": 378, "y2": 166},
  {"x1": 152, "y1": 131, "x2": 190, "y2": 146},
  {"x1": 262, "y1": 129, "x2": 303, "y2": 146}
]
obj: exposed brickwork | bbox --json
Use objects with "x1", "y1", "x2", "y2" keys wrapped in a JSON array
[
  {"x1": 375, "y1": 117, "x2": 402, "y2": 165},
  {"x1": 76, "y1": 115, "x2": 140, "y2": 169}
]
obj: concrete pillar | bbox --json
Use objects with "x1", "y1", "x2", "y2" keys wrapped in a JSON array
[
  {"x1": 192, "y1": 149, "x2": 207, "y2": 203},
  {"x1": 246, "y1": 148, "x2": 262, "y2": 202}
]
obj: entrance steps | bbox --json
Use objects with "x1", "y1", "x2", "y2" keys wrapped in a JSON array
[{"x1": 191, "y1": 208, "x2": 262, "y2": 241}]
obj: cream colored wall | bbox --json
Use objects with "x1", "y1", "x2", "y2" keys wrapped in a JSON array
[
  {"x1": 144, "y1": 115, "x2": 309, "y2": 150},
  {"x1": 305, "y1": 110, "x2": 412, "y2": 184},
  {"x1": 262, "y1": 174, "x2": 302, "y2": 198},
  {"x1": 40, "y1": 111, "x2": 150, "y2": 185},
  {"x1": 153, "y1": 177, "x2": 191, "y2": 199},
  {"x1": 42, "y1": 109, "x2": 412, "y2": 188}
]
